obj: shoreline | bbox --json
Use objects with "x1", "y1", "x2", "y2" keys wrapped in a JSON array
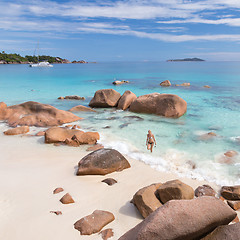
[{"x1": 1, "y1": 122, "x2": 236, "y2": 240}]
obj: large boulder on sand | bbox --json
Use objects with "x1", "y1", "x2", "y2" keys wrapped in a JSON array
[
  {"x1": 202, "y1": 222, "x2": 240, "y2": 240},
  {"x1": 119, "y1": 197, "x2": 237, "y2": 240},
  {"x1": 129, "y1": 93, "x2": 187, "y2": 118},
  {"x1": 117, "y1": 90, "x2": 137, "y2": 110},
  {"x1": 0, "y1": 101, "x2": 81, "y2": 127},
  {"x1": 89, "y1": 89, "x2": 121, "y2": 108},
  {"x1": 221, "y1": 186, "x2": 240, "y2": 200},
  {"x1": 132, "y1": 183, "x2": 162, "y2": 218},
  {"x1": 4, "y1": 126, "x2": 29, "y2": 135},
  {"x1": 76, "y1": 148, "x2": 130, "y2": 175},
  {"x1": 156, "y1": 179, "x2": 194, "y2": 203},
  {"x1": 74, "y1": 210, "x2": 115, "y2": 235},
  {"x1": 69, "y1": 105, "x2": 96, "y2": 112},
  {"x1": 45, "y1": 127, "x2": 99, "y2": 145}
]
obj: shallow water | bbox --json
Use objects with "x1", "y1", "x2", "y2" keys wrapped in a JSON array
[{"x1": 0, "y1": 62, "x2": 239, "y2": 185}]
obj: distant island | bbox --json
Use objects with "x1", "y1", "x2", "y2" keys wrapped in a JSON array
[
  {"x1": 167, "y1": 58, "x2": 205, "y2": 62},
  {"x1": 0, "y1": 51, "x2": 91, "y2": 64}
]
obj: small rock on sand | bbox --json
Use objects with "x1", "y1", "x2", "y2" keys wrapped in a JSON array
[
  {"x1": 102, "y1": 178, "x2": 117, "y2": 186},
  {"x1": 59, "y1": 193, "x2": 75, "y2": 204}
]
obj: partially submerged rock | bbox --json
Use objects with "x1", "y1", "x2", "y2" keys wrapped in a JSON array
[
  {"x1": 69, "y1": 105, "x2": 96, "y2": 112},
  {"x1": 202, "y1": 222, "x2": 240, "y2": 240},
  {"x1": 195, "y1": 185, "x2": 216, "y2": 197},
  {"x1": 119, "y1": 197, "x2": 237, "y2": 240},
  {"x1": 224, "y1": 150, "x2": 238, "y2": 158},
  {"x1": 112, "y1": 80, "x2": 129, "y2": 85},
  {"x1": 199, "y1": 132, "x2": 217, "y2": 140},
  {"x1": 4, "y1": 126, "x2": 29, "y2": 135},
  {"x1": 76, "y1": 148, "x2": 131, "y2": 175},
  {"x1": 59, "y1": 193, "x2": 74, "y2": 204},
  {"x1": 74, "y1": 210, "x2": 115, "y2": 235},
  {"x1": 132, "y1": 183, "x2": 162, "y2": 218},
  {"x1": 58, "y1": 95, "x2": 85, "y2": 100},
  {"x1": 0, "y1": 101, "x2": 81, "y2": 127},
  {"x1": 160, "y1": 80, "x2": 171, "y2": 87},
  {"x1": 45, "y1": 127, "x2": 99, "y2": 145},
  {"x1": 221, "y1": 186, "x2": 240, "y2": 200},
  {"x1": 157, "y1": 179, "x2": 194, "y2": 203},
  {"x1": 117, "y1": 90, "x2": 137, "y2": 110},
  {"x1": 175, "y1": 82, "x2": 190, "y2": 87},
  {"x1": 102, "y1": 178, "x2": 117, "y2": 186},
  {"x1": 89, "y1": 89, "x2": 121, "y2": 108},
  {"x1": 204, "y1": 85, "x2": 211, "y2": 88},
  {"x1": 129, "y1": 93, "x2": 187, "y2": 118}
]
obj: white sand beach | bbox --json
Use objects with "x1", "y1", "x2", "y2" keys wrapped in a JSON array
[{"x1": 1, "y1": 122, "x2": 234, "y2": 240}]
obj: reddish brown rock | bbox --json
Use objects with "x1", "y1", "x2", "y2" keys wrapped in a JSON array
[
  {"x1": 4, "y1": 126, "x2": 29, "y2": 135},
  {"x1": 89, "y1": 89, "x2": 121, "y2": 108},
  {"x1": 132, "y1": 183, "x2": 162, "y2": 218},
  {"x1": 195, "y1": 185, "x2": 216, "y2": 197},
  {"x1": 119, "y1": 197, "x2": 237, "y2": 240},
  {"x1": 221, "y1": 186, "x2": 240, "y2": 200},
  {"x1": 74, "y1": 210, "x2": 115, "y2": 235},
  {"x1": 157, "y1": 179, "x2": 194, "y2": 203},
  {"x1": 69, "y1": 105, "x2": 96, "y2": 112},
  {"x1": 59, "y1": 193, "x2": 74, "y2": 204},
  {"x1": 53, "y1": 187, "x2": 64, "y2": 194},
  {"x1": 201, "y1": 222, "x2": 240, "y2": 240},
  {"x1": 35, "y1": 131, "x2": 45, "y2": 136},
  {"x1": 224, "y1": 150, "x2": 238, "y2": 158},
  {"x1": 204, "y1": 85, "x2": 211, "y2": 88},
  {"x1": 100, "y1": 228, "x2": 114, "y2": 240},
  {"x1": 102, "y1": 178, "x2": 117, "y2": 186},
  {"x1": 160, "y1": 80, "x2": 171, "y2": 86},
  {"x1": 176, "y1": 82, "x2": 190, "y2": 86},
  {"x1": 0, "y1": 101, "x2": 81, "y2": 127},
  {"x1": 45, "y1": 127, "x2": 99, "y2": 145},
  {"x1": 129, "y1": 93, "x2": 187, "y2": 118},
  {"x1": 50, "y1": 211, "x2": 62, "y2": 215},
  {"x1": 117, "y1": 90, "x2": 137, "y2": 110},
  {"x1": 77, "y1": 148, "x2": 130, "y2": 176},
  {"x1": 87, "y1": 144, "x2": 104, "y2": 151},
  {"x1": 227, "y1": 200, "x2": 240, "y2": 210},
  {"x1": 58, "y1": 96, "x2": 64, "y2": 100}
]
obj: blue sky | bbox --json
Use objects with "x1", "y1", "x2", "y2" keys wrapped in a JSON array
[{"x1": 1, "y1": 0, "x2": 240, "y2": 61}]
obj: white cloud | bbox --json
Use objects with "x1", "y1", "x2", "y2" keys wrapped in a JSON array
[{"x1": 157, "y1": 17, "x2": 240, "y2": 27}]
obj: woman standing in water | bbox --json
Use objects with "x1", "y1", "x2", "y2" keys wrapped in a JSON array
[{"x1": 146, "y1": 130, "x2": 156, "y2": 153}]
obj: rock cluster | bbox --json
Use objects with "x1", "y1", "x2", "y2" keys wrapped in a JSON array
[
  {"x1": 0, "y1": 101, "x2": 81, "y2": 127},
  {"x1": 89, "y1": 89, "x2": 187, "y2": 118},
  {"x1": 120, "y1": 197, "x2": 236, "y2": 240},
  {"x1": 45, "y1": 127, "x2": 99, "y2": 146}
]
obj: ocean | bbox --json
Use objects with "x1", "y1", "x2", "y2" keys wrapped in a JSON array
[{"x1": 0, "y1": 61, "x2": 239, "y2": 185}]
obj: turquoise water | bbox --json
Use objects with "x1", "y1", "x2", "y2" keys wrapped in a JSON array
[{"x1": 0, "y1": 62, "x2": 239, "y2": 184}]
